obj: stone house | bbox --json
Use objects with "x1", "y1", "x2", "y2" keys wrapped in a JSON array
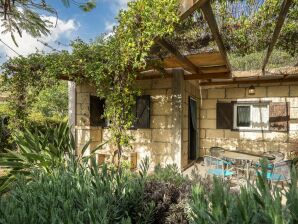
[{"x1": 69, "y1": 52, "x2": 298, "y2": 171}]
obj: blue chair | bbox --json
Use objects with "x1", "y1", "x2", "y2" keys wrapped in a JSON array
[
  {"x1": 204, "y1": 155, "x2": 235, "y2": 178},
  {"x1": 257, "y1": 160, "x2": 292, "y2": 186},
  {"x1": 209, "y1": 147, "x2": 234, "y2": 165},
  {"x1": 267, "y1": 160, "x2": 291, "y2": 182}
]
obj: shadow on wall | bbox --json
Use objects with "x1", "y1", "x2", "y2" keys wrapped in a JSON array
[{"x1": 201, "y1": 90, "x2": 298, "y2": 157}]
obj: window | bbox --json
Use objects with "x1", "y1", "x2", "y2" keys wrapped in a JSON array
[
  {"x1": 90, "y1": 96, "x2": 106, "y2": 127},
  {"x1": 90, "y1": 95, "x2": 150, "y2": 129},
  {"x1": 233, "y1": 103, "x2": 269, "y2": 130},
  {"x1": 132, "y1": 95, "x2": 150, "y2": 129}
]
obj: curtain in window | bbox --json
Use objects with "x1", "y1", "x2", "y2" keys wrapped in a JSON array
[{"x1": 237, "y1": 106, "x2": 250, "y2": 127}]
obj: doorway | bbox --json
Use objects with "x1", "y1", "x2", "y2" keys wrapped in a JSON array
[{"x1": 188, "y1": 97, "x2": 198, "y2": 161}]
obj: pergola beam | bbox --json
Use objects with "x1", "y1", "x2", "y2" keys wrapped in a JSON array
[
  {"x1": 184, "y1": 72, "x2": 229, "y2": 80},
  {"x1": 155, "y1": 37, "x2": 202, "y2": 74},
  {"x1": 137, "y1": 71, "x2": 229, "y2": 80},
  {"x1": 180, "y1": 0, "x2": 209, "y2": 21},
  {"x1": 262, "y1": 0, "x2": 293, "y2": 71},
  {"x1": 201, "y1": 2, "x2": 231, "y2": 72},
  {"x1": 200, "y1": 76, "x2": 298, "y2": 86}
]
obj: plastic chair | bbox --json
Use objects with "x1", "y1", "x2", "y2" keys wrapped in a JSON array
[
  {"x1": 267, "y1": 160, "x2": 292, "y2": 183},
  {"x1": 209, "y1": 147, "x2": 225, "y2": 158},
  {"x1": 204, "y1": 155, "x2": 234, "y2": 178},
  {"x1": 263, "y1": 151, "x2": 285, "y2": 163}
]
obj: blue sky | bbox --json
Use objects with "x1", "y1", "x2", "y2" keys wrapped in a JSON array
[
  {"x1": 0, "y1": 0, "x2": 128, "y2": 63},
  {"x1": 51, "y1": 0, "x2": 127, "y2": 41}
]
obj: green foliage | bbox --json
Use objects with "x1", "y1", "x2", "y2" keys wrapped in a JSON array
[
  {"x1": 29, "y1": 81, "x2": 68, "y2": 118},
  {"x1": 150, "y1": 164, "x2": 189, "y2": 186},
  {"x1": 229, "y1": 50, "x2": 297, "y2": 71},
  {"x1": 0, "y1": 158, "x2": 154, "y2": 224},
  {"x1": 1, "y1": 0, "x2": 180, "y2": 164},
  {"x1": 217, "y1": 0, "x2": 298, "y2": 56},
  {"x1": 0, "y1": 122, "x2": 102, "y2": 194},
  {"x1": 0, "y1": 0, "x2": 95, "y2": 45},
  {"x1": 0, "y1": 115, "x2": 11, "y2": 152},
  {"x1": 171, "y1": 0, "x2": 298, "y2": 57},
  {"x1": 189, "y1": 170, "x2": 298, "y2": 224}
]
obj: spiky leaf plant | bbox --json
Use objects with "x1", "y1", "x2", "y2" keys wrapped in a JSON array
[{"x1": 0, "y1": 122, "x2": 104, "y2": 194}]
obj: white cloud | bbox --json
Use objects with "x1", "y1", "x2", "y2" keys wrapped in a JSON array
[
  {"x1": 105, "y1": 0, "x2": 130, "y2": 13},
  {"x1": 0, "y1": 16, "x2": 78, "y2": 59},
  {"x1": 105, "y1": 21, "x2": 117, "y2": 33},
  {"x1": 103, "y1": 0, "x2": 132, "y2": 33}
]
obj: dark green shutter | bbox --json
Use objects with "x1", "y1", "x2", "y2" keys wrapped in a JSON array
[
  {"x1": 90, "y1": 96, "x2": 106, "y2": 127},
  {"x1": 134, "y1": 95, "x2": 150, "y2": 129},
  {"x1": 216, "y1": 102, "x2": 233, "y2": 129}
]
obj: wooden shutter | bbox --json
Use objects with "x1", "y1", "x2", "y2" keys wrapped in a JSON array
[
  {"x1": 134, "y1": 95, "x2": 150, "y2": 129},
  {"x1": 216, "y1": 102, "x2": 233, "y2": 129},
  {"x1": 90, "y1": 96, "x2": 106, "y2": 127},
  {"x1": 269, "y1": 102, "x2": 289, "y2": 132}
]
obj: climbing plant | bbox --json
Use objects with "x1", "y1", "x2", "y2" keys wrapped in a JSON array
[
  {"x1": 1, "y1": 0, "x2": 181, "y2": 165},
  {"x1": 169, "y1": 0, "x2": 298, "y2": 56},
  {"x1": 2, "y1": 0, "x2": 297, "y2": 165}
]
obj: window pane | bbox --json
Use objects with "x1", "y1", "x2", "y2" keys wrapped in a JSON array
[
  {"x1": 251, "y1": 104, "x2": 269, "y2": 129},
  {"x1": 237, "y1": 106, "x2": 250, "y2": 127}
]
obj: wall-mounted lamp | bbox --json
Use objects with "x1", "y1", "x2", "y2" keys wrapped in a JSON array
[{"x1": 248, "y1": 85, "x2": 255, "y2": 95}]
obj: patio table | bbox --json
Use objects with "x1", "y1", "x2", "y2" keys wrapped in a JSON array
[
  {"x1": 222, "y1": 150, "x2": 275, "y2": 162},
  {"x1": 221, "y1": 150, "x2": 275, "y2": 180}
]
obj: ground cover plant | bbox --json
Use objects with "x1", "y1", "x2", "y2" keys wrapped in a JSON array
[
  {"x1": 189, "y1": 170, "x2": 298, "y2": 224},
  {"x1": 0, "y1": 157, "x2": 193, "y2": 224},
  {"x1": 0, "y1": 121, "x2": 298, "y2": 224}
]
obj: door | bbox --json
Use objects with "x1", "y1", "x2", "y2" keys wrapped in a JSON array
[{"x1": 188, "y1": 97, "x2": 198, "y2": 161}]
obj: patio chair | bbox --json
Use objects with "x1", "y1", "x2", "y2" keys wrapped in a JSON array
[
  {"x1": 256, "y1": 160, "x2": 292, "y2": 187},
  {"x1": 267, "y1": 160, "x2": 292, "y2": 183},
  {"x1": 209, "y1": 147, "x2": 225, "y2": 158},
  {"x1": 263, "y1": 151, "x2": 285, "y2": 163},
  {"x1": 210, "y1": 147, "x2": 234, "y2": 166},
  {"x1": 204, "y1": 155, "x2": 234, "y2": 178}
]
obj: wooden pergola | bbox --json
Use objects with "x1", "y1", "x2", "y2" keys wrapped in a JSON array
[{"x1": 139, "y1": 0, "x2": 296, "y2": 86}]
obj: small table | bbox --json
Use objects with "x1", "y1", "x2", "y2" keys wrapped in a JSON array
[
  {"x1": 222, "y1": 150, "x2": 275, "y2": 180},
  {"x1": 222, "y1": 150, "x2": 275, "y2": 162}
]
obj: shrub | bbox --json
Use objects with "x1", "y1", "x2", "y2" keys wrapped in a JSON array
[
  {"x1": 0, "y1": 122, "x2": 103, "y2": 194},
  {"x1": 145, "y1": 164, "x2": 192, "y2": 224},
  {"x1": 150, "y1": 164, "x2": 188, "y2": 186},
  {"x1": 0, "y1": 160, "x2": 154, "y2": 224},
  {"x1": 189, "y1": 170, "x2": 298, "y2": 224}
]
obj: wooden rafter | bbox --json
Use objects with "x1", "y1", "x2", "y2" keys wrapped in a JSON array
[
  {"x1": 180, "y1": 0, "x2": 209, "y2": 21},
  {"x1": 200, "y1": 76, "x2": 298, "y2": 86},
  {"x1": 201, "y1": 1, "x2": 231, "y2": 72},
  {"x1": 155, "y1": 37, "x2": 202, "y2": 74},
  {"x1": 262, "y1": 0, "x2": 293, "y2": 71},
  {"x1": 136, "y1": 72, "x2": 229, "y2": 80},
  {"x1": 184, "y1": 72, "x2": 229, "y2": 80}
]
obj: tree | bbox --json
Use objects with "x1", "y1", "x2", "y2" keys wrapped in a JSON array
[
  {"x1": 1, "y1": 0, "x2": 181, "y2": 167},
  {"x1": 0, "y1": 0, "x2": 96, "y2": 46}
]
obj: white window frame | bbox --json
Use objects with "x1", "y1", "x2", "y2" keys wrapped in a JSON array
[{"x1": 233, "y1": 103, "x2": 270, "y2": 131}]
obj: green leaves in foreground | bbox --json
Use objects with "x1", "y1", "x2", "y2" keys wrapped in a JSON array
[
  {"x1": 189, "y1": 170, "x2": 298, "y2": 224},
  {"x1": 0, "y1": 122, "x2": 105, "y2": 194},
  {"x1": 0, "y1": 159, "x2": 153, "y2": 224}
]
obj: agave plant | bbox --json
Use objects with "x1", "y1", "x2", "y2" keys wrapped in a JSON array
[{"x1": 0, "y1": 122, "x2": 105, "y2": 194}]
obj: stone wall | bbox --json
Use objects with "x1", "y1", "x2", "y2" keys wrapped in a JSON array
[
  {"x1": 75, "y1": 74, "x2": 185, "y2": 170},
  {"x1": 200, "y1": 83, "x2": 298, "y2": 157}
]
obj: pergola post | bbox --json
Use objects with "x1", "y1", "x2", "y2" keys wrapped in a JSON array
[{"x1": 171, "y1": 69, "x2": 185, "y2": 170}]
